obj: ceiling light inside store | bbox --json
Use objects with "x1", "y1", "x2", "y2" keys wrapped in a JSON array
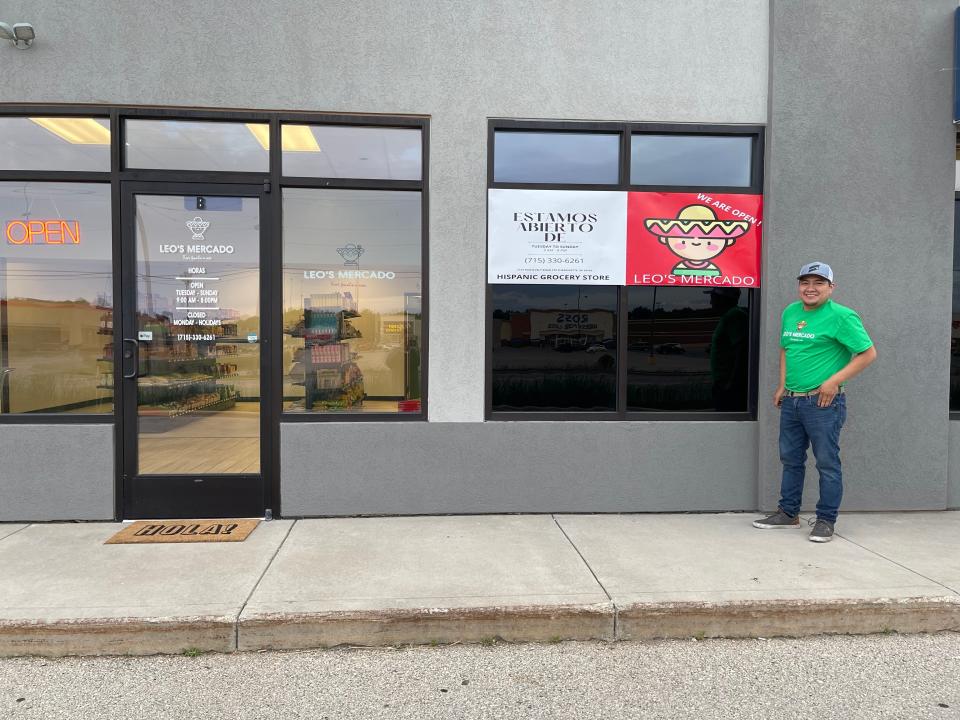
[
  {"x1": 246, "y1": 123, "x2": 321, "y2": 153},
  {"x1": 282, "y1": 125, "x2": 321, "y2": 152},
  {"x1": 30, "y1": 117, "x2": 110, "y2": 145},
  {"x1": 245, "y1": 123, "x2": 271, "y2": 151}
]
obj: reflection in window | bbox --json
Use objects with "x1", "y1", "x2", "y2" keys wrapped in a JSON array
[
  {"x1": 282, "y1": 189, "x2": 422, "y2": 414},
  {"x1": 626, "y1": 287, "x2": 750, "y2": 412},
  {"x1": 0, "y1": 183, "x2": 113, "y2": 414},
  {"x1": 0, "y1": 117, "x2": 110, "y2": 172},
  {"x1": 630, "y1": 134, "x2": 752, "y2": 187},
  {"x1": 493, "y1": 132, "x2": 620, "y2": 185},
  {"x1": 124, "y1": 120, "x2": 269, "y2": 172},
  {"x1": 491, "y1": 286, "x2": 617, "y2": 411},
  {"x1": 282, "y1": 125, "x2": 422, "y2": 180}
]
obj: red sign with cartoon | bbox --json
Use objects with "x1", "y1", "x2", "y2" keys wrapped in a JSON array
[{"x1": 626, "y1": 192, "x2": 762, "y2": 287}]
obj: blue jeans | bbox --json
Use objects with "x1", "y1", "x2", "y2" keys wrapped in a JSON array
[{"x1": 778, "y1": 393, "x2": 847, "y2": 523}]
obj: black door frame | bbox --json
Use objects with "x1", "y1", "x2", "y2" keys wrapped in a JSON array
[{"x1": 119, "y1": 181, "x2": 276, "y2": 519}]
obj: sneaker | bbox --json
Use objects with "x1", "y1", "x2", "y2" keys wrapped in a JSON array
[
  {"x1": 809, "y1": 518, "x2": 835, "y2": 543},
  {"x1": 752, "y1": 510, "x2": 800, "y2": 529}
]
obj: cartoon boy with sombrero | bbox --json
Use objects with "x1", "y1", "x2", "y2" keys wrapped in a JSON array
[{"x1": 644, "y1": 204, "x2": 749, "y2": 278}]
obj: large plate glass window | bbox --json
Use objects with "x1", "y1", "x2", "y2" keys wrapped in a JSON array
[
  {"x1": 626, "y1": 286, "x2": 750, "y2": 412},
  {"x1": 491, "y1": 285, "x2": 617, "y2": 411},
  {"x1": 282, "y1": 189, "x2": 423, "y2": 414},
  {"x1": 0, "y1": 182, "x2": 113, "y2": 414},
  {"x1": 0, "y1": 116, "x2": 110, "y2": 172}
]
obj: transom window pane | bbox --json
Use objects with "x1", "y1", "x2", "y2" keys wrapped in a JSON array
[
  {"x1": 630, "y1": 134, "x2": 752, "y2": 187},
  {"x1": 493, "y1": 131, "x2": 620, "y2": 185},
  {"x1": 282, "y1": 125, "x2": 422, "y2": 180},
  {"x1": 282, "y1": 189, "x2": 423, "y2": 414},
  {"x1": 0, "y1": 182, "x2": 113, "y2": 414},
  {"x1": 491, "y1": 285, "x2": 618, "y2": 411},
  {"x1": 124, "y1": 120, "x2": 269, "y2": 172},
  {"x1": 0, "y1": 117, "x2": 110, "y2": 172}
]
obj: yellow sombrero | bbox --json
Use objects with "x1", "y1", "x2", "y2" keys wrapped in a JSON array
[{"x1": 644, "y1": 204, "x2": 749, "y2": 240}]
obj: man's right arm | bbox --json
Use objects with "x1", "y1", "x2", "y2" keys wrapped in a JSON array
[{"x1": 773, "y1": 348, "x2": 786, "y2": 407}]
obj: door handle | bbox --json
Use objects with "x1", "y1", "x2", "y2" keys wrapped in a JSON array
[
  {"x1": 0, "y1": 367, "x2": 13, "y2": 391},
  {"x1": 122, "y1": 338, "x2": 139, "y2": 379}
]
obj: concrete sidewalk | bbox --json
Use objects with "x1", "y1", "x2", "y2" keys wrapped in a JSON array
[{"x1": 0, "y1": 512, "x2": 957, "y2": 657}]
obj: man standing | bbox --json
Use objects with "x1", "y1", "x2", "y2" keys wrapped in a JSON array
[{"x1": 753, "y1": 262, "x2": 877, "y2": 542}]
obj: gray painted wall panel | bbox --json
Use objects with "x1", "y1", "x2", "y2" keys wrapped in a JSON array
[
  {"x1": 2, "y1": 0, "x2": 768, "y2": 424},
  {"x1": 281, "y1": 422, "x2": 758, "y2": 516},
  {"x1": 0, "y1": 425, "x2": 114, "y2": 521},
  {"x1": 760, "y1": 1, "x2": 955, "y2": 512},
  {"x1": 950, "y1": 423, "x2": 960, "y2": 510}
]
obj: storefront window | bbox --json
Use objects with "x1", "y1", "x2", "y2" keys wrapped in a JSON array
[
  {"x1": 493, "y1": 131, "x2": 620, "y2": 185},
  {"x1": 626, "y1": 286, "x2": 750, "y2": 412},
  {"x1": 488, "y1": 121, "x2": 761, "y2": 419},
  {"x1": 282, "y1": 188, "x2": 422, "y2": 414},
  {"x1": 630, "y1": 134, "x2": 753, "y2": 187},
  {"x1": 0, "y1": 117, "x2": 110, "y2": 172},
  {"x1": 282, "y1": 125, "x2": 421, "y2": 180},
  {"x1": 124, "y1": 120, "x2": 270, "y2": 172},
  {"x1": 491, "y1": 285, "x2": 617, "y2": 411},
  {"x1": 0, "y1": 182, "x2": 113, "y2": 414}
]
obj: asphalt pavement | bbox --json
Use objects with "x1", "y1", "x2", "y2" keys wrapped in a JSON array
[{"x1": 0, "y1": 633, "x2": 958, "y2": 719}]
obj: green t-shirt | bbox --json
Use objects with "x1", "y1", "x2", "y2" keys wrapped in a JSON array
[{"x1": 779, "y1": 300, "x2": 873, "y2": 392}]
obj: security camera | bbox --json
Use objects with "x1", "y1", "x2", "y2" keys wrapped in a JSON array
[
  {"x1": 0, "y1": 21, "x2": 35, "y2": 48},
  {"x1": 13, "y1": 23, "x2": 34, "y2": 42}
]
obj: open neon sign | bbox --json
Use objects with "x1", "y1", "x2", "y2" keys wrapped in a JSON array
[{"x1": 4, "y1": 220, "x2": 81, "y2": 245}]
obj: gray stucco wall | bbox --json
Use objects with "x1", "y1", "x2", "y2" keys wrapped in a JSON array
[
  {"x1": 281, "y1": 422, "x2": 758, "y2": 516},
  {"x1": 1, "y1": 0, "x2": 771, "y2": 518},
  {"x1": 0, "y1": 425, "x2": 114, "y2": 521},
  {"x1": 759, "y1": 1, "x2": 956, "y2": 512}
]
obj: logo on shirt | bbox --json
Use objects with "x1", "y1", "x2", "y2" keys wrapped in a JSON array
[{"x1": 797, "y1": 320, "x2": 807, "y2": 331}]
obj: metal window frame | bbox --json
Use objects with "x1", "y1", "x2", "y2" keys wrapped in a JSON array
[{"x1": 485, "y1": 118, "x2": 764, "y2": 422}]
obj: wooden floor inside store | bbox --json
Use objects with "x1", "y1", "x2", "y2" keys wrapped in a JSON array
[{"x1": 138, "y1": 410, "x2": 260, "y2": 474}]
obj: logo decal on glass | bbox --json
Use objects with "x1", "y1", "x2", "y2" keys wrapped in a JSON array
[
  {"x1": 337, "y1": 243, "x2": 364, "y2": 266},
  {"x1": 185, "y1": 216, "x2": 210, "y2": 240}
]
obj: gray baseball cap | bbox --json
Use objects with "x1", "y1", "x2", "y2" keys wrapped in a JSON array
[{"x1": 797, "y1": 261, "x2": 833, "y2": 283}]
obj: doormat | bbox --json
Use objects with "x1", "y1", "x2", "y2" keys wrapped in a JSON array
[{"x1": 105, "y1": 519, "x2": 260, "y2": 544}]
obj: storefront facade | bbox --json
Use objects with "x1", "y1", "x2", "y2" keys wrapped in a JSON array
[{"x1": 0, "y1": 0, "x2": 956, "y2": 521}]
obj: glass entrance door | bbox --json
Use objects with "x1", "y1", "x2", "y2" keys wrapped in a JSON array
[{"x1": 121, "y1": 184, "x2": 269, "y2": 518}]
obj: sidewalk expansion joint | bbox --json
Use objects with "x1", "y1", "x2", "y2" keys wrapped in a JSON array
[
  {"x1": 0, "y1": 524, "x2": 32, "y2": 544},
  {"x1": 235, "y1": 520, "x2": 296, "y2": 648},
  {"x1": 835, "y1": 532, "x2": 960, "y2": 596},
  {"x1": 551, "y1": 515, "x2": 618, "y2": 638}
]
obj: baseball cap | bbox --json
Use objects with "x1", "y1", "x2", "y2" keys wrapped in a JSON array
[{"x1": 797, "y1": 261, "x2": 833, "y2": 283}]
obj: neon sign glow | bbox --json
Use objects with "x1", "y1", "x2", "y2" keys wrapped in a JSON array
[{"x1": 4, "y1": 220, "x2": 81, "y2": 245}]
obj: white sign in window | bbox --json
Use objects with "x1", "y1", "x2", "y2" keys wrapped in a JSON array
[{"x1": 487, "y1": 189, "x2": 627, "y2": 285}]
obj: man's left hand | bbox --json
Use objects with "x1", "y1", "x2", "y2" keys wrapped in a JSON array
[{"x1": 817, "y1": 378, "x2": 840, "y2": 407}]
